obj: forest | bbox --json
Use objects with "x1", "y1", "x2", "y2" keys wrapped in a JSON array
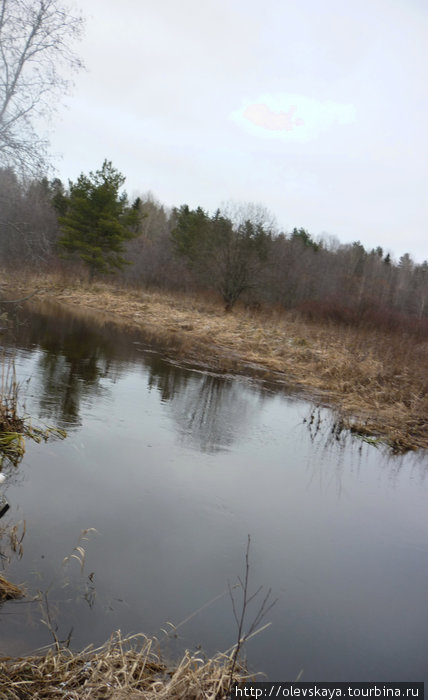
[{"x1": 0, "y1": 162, "x2": 427, "y2": 337}]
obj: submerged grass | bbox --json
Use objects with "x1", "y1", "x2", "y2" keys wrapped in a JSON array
[
  {"x1": 0, "y1": 432, "x2": 25, "y2": 465},
  {"x1": 0, "y1": 631, "x2": 249, "y2": 699},
  {"x1": 1, "y1": 269, "x2": 427, "y2": 453}
]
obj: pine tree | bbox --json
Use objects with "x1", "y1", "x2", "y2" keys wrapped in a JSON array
[{"x1": 58, "y1": 160, "x2": 141, "y2": 278}]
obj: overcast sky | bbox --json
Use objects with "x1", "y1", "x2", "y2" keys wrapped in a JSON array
[{"x1": 49, "y1": 0, "x2": 428, "y2": 262}]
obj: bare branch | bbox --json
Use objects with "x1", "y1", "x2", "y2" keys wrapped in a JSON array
[
  {"x1": 227, "y1": 535, "x2": 277, "y2": 689},
  {"x1": 0, "y1": 0, "x2": 85, "y2": 175}
]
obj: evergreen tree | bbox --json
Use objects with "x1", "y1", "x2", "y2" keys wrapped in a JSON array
[
  {"x1": 171, "y1": 205, "x2": 272, "y2": 310},
  {"x1": 58, "y1": 160, "x2": 141, "y2": 277},
  {"x1": 291, "y1": 227, "x2": 321, "y2": 251}
]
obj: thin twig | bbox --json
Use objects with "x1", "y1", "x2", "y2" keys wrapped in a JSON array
[{"x1": 228, "y1": 534, "x2": 277, "y2": 689}]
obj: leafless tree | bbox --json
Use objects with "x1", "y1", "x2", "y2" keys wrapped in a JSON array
[
  {"x1": 220, "y1": 200, "x2": 278, "y2": 235},
  {"x1": 0, "y1": 167, "x2": 60, "y2": 265},
  {"x1": 0, "y1": 0, "x2": 84, "y2": 175},
  {"x1": 120, "y1": 194, "x2": 196, "y2": 291}
]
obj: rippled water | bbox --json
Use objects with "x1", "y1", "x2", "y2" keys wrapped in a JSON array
[{"x1": 0, "y1": 301, "x2": 427, "y2": 682}]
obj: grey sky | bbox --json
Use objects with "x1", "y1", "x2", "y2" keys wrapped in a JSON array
[{"x1": 49, "y1": 0, "x2": 427, "y2": 262}]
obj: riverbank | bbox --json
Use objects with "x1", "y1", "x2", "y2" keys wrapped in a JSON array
[
  {"x1": 1, "y1": 270, "x2": 427, "y2": 452},
  {"x1": 0, "y1": 630, "x2": 247, "y2": 699}
]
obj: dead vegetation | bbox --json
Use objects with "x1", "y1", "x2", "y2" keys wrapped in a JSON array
[
  {"x1": 1, "y1": 269, "x2": 427, "y2": 452},
  {"x1": 0, "y1": 574, "x2": 25, "y2": 601},
  {"x1": 0, "y1": 356, "x2": 24, "y2": 436},
  {"x1": 0, "y1": 531, "x2": 263, "y2": 698},
  {"x1": 0, "y1": 630, "x2": 249, "y2": 699},
  {"x1": 0, "y1": 517, "x2": 26, "y2": 600},
  {"x1": 0, "y1": 519, "x2": 26, "y2": 562},
  {"x1": 0, "y1": 531, "x2": 270, "y2": 699}
]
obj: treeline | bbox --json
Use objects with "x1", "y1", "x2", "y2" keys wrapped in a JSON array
[{"x1": 0, "y1": 164, "x2": 427, "y2": 334}]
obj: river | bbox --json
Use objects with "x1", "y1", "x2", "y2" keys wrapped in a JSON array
[{"x1": 0, "y1": 301, "x2": 427, "y2": 682}]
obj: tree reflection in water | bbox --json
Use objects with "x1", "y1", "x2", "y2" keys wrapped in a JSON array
[{"x1": 1, "y1": 301, "x2": 269, "y2": 453}]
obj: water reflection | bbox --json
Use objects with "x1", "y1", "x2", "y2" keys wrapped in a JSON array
[
  {"x1": 1, "y1": 303, "x2": 126, "y2": 427},
  {"x1": 2, "y1": 300, "x2": 427, "y2": 465},
  {"x1": 1, "y1": 302, "x2": 270, "y2": 452},
  {"x1": 148, "y1": 362, "x2": 264, "y2": 453},
  {"x1": 170, "y1": 372, "x2": 256, "y2": 453}
]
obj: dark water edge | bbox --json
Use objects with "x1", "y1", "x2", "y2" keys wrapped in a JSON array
[{"x1": 0, "y1": 301, "x2": 427, "y2": 682}]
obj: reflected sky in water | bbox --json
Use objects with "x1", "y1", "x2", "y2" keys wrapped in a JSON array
[{"x1": 0, "y1": 301, "x2": 427, "y2": 682}]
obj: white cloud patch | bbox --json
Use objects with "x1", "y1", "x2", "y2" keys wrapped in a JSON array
[{"x1": 231, "y1": 93, "x2": 356, "y2": 141}]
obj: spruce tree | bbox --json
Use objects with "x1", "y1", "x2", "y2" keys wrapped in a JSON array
[{"x1": 58, "y1": 160, "x2": 140, "y2": 278}]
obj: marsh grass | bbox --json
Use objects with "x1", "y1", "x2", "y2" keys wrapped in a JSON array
[
  {"x1": 2, "y1": 269, "x2": 427, "y2": 452},
  {"x1": 0, "y1": 352, "x2": 67, "y2": 469},
  {"x1": 0, "y1": 521, "x2": 26, "y2": 601},
  {"x1": 0, "y1": 520, "x2": 26, "y2": 562},
  {"x1": 0, "y1": 631, "x2": 249, "y2": 699},
  {"x1": 0, "y1": 356, "x2": 24, "y2": 436},
  {"x1": 0, "y1": 516, "x2": 26, "y2": 600},
  {"x1": 0, "y1": 354, "x2": 28, "y2": 474},
  {"x1": 0, "y1": 574, "x2": 24, "y2": 601}
]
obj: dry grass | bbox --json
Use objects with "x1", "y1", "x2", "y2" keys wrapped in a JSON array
[
  {"x1": 0, "y1": 520, "x2": 26, "y2": 561},
  {"x1": 0, "y1": 356, "x2": 24, "y2": 435},
  {"x1": 1, "y1": 269, "x2": 427, "y2": 452},
  {"x1": 0, "y1": 353, "x2": 66, "y2": 472},
  {"x1": 0, "y1": 519, "x2": 26, "y2": 599},
  {"x1": 0, "y1": 631, "x2": 249, "y2": 699},
  {"x1": 0, "y1": 574, "x2": 25, "y2": 601},
  {"x1": 0, "y1": 355, "x2": 27, "y2": 473}
]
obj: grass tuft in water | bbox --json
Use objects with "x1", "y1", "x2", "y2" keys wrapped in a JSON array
[
  {"x1": 0, "y1": 356, "x2": 67, "y2": 470},
  {"x1": 0, "y1": 356, "x2": 24, "y2": 435},
  {"x1": 0, "y1": 574, "x2": 25, "y2": 601}
]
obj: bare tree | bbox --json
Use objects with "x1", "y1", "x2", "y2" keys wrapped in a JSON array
[
  {"x1": 0, "y1": 167, "x2": 60, "y2": 265},
  {"x1": 0, "y1": 0, "x2": 84, "y2": 175}
]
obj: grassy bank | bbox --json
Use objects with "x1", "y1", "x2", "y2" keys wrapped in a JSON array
[{"x1": 1, "y1": 269, "x2": 427, "y2": 452}]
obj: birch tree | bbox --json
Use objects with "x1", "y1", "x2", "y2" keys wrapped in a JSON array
[{"x1": 0, "y1": 0, "x2": 84, "y2": 175}]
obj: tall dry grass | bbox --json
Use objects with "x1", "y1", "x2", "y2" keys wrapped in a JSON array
[
  {"x1": 1, "y1": 269, "x2": 427, "y2": 452},
  {"x1": 0, "y1": 519, "x2": 26, "y2": 600},
  {"x1": 0, "y1": 355, "x2": 23, "y2": 435},
  {"x1": 0, "y1": 630, "x2": 249, "y2": 699}
]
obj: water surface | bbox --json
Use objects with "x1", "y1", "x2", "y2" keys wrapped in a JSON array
[{"x1": 0, "y1": 302, "x2": 427, "y2": 682}]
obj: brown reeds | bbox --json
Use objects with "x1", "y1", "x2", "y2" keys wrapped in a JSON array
[
  {"x1": 0, "y1": 351, "x2": 67, "y2": 473},
  {"x1": 0, "y1": 519, "x2": 26, "y2": 599},
  {"x1": 0, "y1": 520, "x2": 26, "y2": 562},
  {"x1": 0, "y1": 631, "x2": 249, "y2": 699},
  {"x1": 0, "y1": 355, "x2": 24, "y2": 435},
  {"x1": 0, "y1": 574, "x2": 25, "y2": 601},
  {"x1": 1, "y1": 269, "x2": 427, "y2": 452}
]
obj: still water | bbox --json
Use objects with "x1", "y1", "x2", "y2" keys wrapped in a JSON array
[{"x1": 0, "y1": 302, "x2": 427, "y2": 681}]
